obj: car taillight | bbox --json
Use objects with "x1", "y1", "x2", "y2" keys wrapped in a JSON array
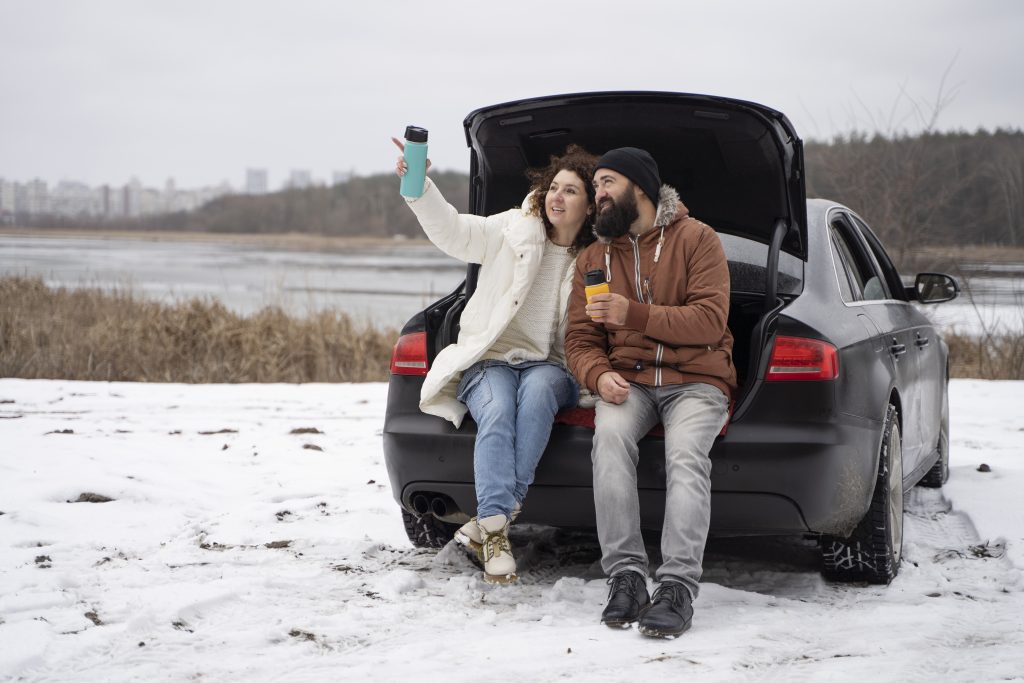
[
  {"x1": 765, "y1": 335, "x2": 838, "y2": 381},
  {"x1": 390, "y1": 332, "x2": 429, "y2": 376}
]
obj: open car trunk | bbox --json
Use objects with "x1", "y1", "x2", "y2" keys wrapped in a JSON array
[{"x1": 422, "y1": 91, "x2": 808, "y2": 408}]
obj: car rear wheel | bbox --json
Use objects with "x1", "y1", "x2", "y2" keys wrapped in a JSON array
[
  {"x1": 401, "y1": 508, "x2": 457, "y2": 549},
  {"x1": 917, "y1": 387, "x2": 950, "y2": 488},
  {"x1": 821, "y1": 405, "x2": 903, "y2": 584}
]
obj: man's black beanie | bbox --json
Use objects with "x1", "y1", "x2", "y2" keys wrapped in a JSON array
[{"x1": 595, "y1": 147, "x2": 661, "y2": 205}]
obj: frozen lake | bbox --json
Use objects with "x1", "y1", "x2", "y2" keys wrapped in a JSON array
[
  {"x1": 0, "y1": 234, "x2": 466, "y2": 330},
  {"x1": 922, "y1": 262, "x2": 1024, "y2": 335},
  {"x1": 0, "y1": 233, "x2": 1020, "y2": 334}
]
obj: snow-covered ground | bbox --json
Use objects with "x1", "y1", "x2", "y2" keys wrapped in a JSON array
[{"x1": 1, "y1": 379, "x2": 1022, "y2": 681}]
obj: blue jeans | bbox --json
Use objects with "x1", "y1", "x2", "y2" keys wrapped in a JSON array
[{"x1": 456, "y1": 360, "x2": 579, "y2": 520}]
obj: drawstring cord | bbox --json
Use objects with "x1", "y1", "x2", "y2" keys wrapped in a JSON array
[{"x1": 603, "y1": 226, "x2": 666, "y2": 282}]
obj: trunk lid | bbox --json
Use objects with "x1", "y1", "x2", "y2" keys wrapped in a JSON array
[{"x1": 463, "y1": 91, "x2": 807, "y2": 259}]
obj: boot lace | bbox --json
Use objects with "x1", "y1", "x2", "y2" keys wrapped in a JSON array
[
  {"x1": 481, "y1": 528, "x2": 511, "y2": 561},
  {"x1": 606, "y1": 572, "x2": 643, "y2": 600},
  {"x1": 651, "y1": 581, "x2": 688, "y2": 607}
]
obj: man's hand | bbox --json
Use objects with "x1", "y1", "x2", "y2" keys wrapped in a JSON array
[
  {"x1": 586, "y1": 293, "x2": 630, "y2": 326},
  {"x1": 596, "y1": 371, "x2": 630, "y2": 404}
]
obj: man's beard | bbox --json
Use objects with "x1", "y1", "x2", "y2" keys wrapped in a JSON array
[{"x1": 593, "y1": 185, "x2": 639, "y2": 240}]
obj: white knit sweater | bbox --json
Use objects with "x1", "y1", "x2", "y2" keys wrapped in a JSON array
[
  {"x1": 402, "y1": 178, "x2": 577, "y2": 427},
  {"x1": 484, "y1": 241, "x2": 575, "y2": 365}
]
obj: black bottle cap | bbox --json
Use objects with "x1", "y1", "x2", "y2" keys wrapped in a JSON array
[
  {"x1": 404, "y1": 126, "x2": 428, "y2": 143},
  {"x1": 585, "y1": 269, "x2": 606, "y2": 286}
]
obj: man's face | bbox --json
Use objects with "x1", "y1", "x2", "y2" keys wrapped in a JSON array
[{"x1": 592, "y1": 168, "x2": 638, "y2": 239}]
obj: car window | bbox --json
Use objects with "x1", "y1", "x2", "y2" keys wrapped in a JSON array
[
  {"x1": 850, "y1": 215, "x2": 905, "y2": 301},
  {"x1": 718, "y1": 234, "x2": 803, "y2": 295},
  {"x1": 828, "y1": 222, "x2": 867, "y2": 301},
  {"x1": 829, "y1": 213, "x2": 895, "y2": 302},
  {"x1": 828, "y1": 231, "x2": 856, "y2": 302},
  {"x1": 849, "y1": 230, "x2": 891, "y2": 301}
]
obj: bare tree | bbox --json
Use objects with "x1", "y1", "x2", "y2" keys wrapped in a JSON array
[{"x1": 986, "y1": 142, "x2": 1024, "y2": 246}]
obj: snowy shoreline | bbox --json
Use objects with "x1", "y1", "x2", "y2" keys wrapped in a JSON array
[{"x1": 2, "y1": 379, "x2": 1022, "y2": 680}]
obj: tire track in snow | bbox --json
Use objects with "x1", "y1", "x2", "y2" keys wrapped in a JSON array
[{"x1": 896, "y1": 488, "x2": 1024, "y2": 680}]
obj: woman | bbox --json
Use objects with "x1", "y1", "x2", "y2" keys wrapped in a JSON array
[{"x1": 394, "y1": 139, "x2": 597, "y2": 583}]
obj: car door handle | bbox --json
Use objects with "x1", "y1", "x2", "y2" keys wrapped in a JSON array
[
  {"x1": 915, "y1": 337, "x2": 930, "y2": 348},
  {"x1": 890, "y1": 343, "x2": 907, "y2": 356}
]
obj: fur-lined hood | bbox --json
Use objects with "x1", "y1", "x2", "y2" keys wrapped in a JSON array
[
  {"x1": 596, "y1": 184, "x2": 688, "y2": 244},
  {"x1": 653, "y1": 184, "x2": 685, "y2": 228}
]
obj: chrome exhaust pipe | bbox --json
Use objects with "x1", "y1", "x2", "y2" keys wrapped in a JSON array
[
  {"x1": 411, "y1": 493, "x2": 430, "y2": 515},
  {"x1": 430, "y1": 496, "x2": 448, "y2": 518},
  {"x1": 409, "y1": 492, "x2": 469, "y2": 524}
]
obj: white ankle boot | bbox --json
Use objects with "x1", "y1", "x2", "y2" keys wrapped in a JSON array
[
  {"x1": 477, "y1": 514, "x2": 517, "y2": 584},
  {"x1": 454, "y1": 502, "x2": 521, "y2": 554}
]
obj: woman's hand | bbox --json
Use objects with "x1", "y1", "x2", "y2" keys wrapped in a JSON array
[{"x1": 391, "y1": 137, "x2": 432, "y2": 177}]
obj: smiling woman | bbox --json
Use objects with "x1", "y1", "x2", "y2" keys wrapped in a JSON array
[{"x1": 393, "y1": 139, "x2": 598, "y2": 584}]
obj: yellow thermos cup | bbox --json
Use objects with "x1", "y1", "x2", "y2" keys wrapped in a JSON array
[{"x1": 584, "y1": 269, "x2": 609, "y2": 320}]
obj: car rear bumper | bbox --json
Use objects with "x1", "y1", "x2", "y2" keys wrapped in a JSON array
[{"x1": 383, "y1": 379, "x2": 882, "y2": 537}]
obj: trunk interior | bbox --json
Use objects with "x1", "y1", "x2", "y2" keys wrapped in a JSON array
[{"x1": 464, "y1": 92, "x2": 807, "y2": 259}]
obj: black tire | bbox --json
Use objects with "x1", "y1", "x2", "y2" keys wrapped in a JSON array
[
  {"x1": 917, "y1": 384, "x2": 950, "y2": 488},
  {"x1": 821, "y1": 405, "x2": 904, "y2": 584},
  {"x1": 401, "y1": 508, "x2": 457, "y2": 549}
]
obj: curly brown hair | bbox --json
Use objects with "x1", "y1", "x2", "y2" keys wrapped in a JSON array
[{"x1": 525, "y1": 144, "x2": 598, "y2": 255}]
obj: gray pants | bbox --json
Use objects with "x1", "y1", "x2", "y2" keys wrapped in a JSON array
[{"x1": 592, "y1": 382, "x2": 729, "y2": 599}]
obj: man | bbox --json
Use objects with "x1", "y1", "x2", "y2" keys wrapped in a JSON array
[{"x1": 565, "y1": 147, "x2": 736, "y2": 639}]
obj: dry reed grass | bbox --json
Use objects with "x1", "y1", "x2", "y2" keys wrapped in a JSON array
[
  {"x1": 945, "y1": 331, "x2": 1024, "y2": 380},
  {"x1": 939, "y1": 267, "x2": 1024, "y2": 380},
  {"x1": 0, "y1": 276, "x2": 396, "y2": 383},
  {"x1": 3, "y1": 276, "x2": 1020, "y2": 383}
]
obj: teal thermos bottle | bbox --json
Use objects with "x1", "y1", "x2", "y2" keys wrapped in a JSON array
[{"x1": 399, "y1": 126, "x2": 429, "y2": 198}]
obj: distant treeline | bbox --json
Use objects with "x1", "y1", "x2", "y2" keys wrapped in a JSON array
[
  {"x1": 25, "y1": 130, "x2": 1024, "y2": 258},
  {"x1": 147, "y1": 170, "x2": 470, "y2": 238},
  {"x1": 804, "y1": 129, "x2": 1024, "y2": 262}
]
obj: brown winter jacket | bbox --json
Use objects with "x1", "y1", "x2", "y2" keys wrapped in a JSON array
[{"x1": 565, "y1": 185, "x2": 738, "y2": 400}]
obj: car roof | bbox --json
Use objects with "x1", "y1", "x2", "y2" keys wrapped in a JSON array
[{"x1": 463, "y1": 91, "x2": 808, "y2": 259}]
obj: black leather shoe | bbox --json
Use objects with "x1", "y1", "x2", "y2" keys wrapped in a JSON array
[
  {"x1": 600, "y1": 571, "x2": 650, "y2": 628},
  {"x1": 638, "y1": 581, "x2": 693, "y2": 638}
]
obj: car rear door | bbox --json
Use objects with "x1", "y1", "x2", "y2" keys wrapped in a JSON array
[
  {"x1": 827, "y1": 210, "x2": 925, "y2": 464},
  {"x1": 851, "y1": 214, "x2": 944, "y2": 467}
]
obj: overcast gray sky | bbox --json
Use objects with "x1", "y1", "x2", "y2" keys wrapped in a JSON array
[{"x1": 2, "y1": 0, "x2": 1022, "y2": 190}]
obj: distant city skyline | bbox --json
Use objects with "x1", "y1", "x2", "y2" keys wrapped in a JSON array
[
  {"x1": 1, "y1": 1, "x2": 1022, "y2": 188},
  {"x1": 0, "y1": 175, "x2": 235, "y2": 221},
  {"x1": 1, "y1": 167, "x2": 360, "y2": 197},
  {"x1": 0, "y1": 166, "x2": 361, "y2": 220}
]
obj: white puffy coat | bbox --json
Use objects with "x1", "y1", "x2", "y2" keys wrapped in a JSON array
[{"x1": 405, "y1": 178, "x2": 575, "y2": 427}]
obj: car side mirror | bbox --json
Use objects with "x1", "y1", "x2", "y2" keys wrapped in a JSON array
[{"x1": 908, "y1": 272, "x2": 960, "y2": 304}]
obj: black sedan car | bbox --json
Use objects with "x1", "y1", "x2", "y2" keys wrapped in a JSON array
[{"x1": 383, "y1": 92, "x2": 958, "y2": 584}]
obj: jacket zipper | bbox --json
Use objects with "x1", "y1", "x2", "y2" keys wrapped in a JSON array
[
  {"x1": 629, "y1": 236, "x2": 645, "y2": 302},
  {"x1": 629, "y1": 236, "x2": 663, "y2": 387}
]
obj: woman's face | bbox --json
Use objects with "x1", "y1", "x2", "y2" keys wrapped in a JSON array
[{"x1": 544, "y1": 169, "x2": 591, "y2": 233}]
